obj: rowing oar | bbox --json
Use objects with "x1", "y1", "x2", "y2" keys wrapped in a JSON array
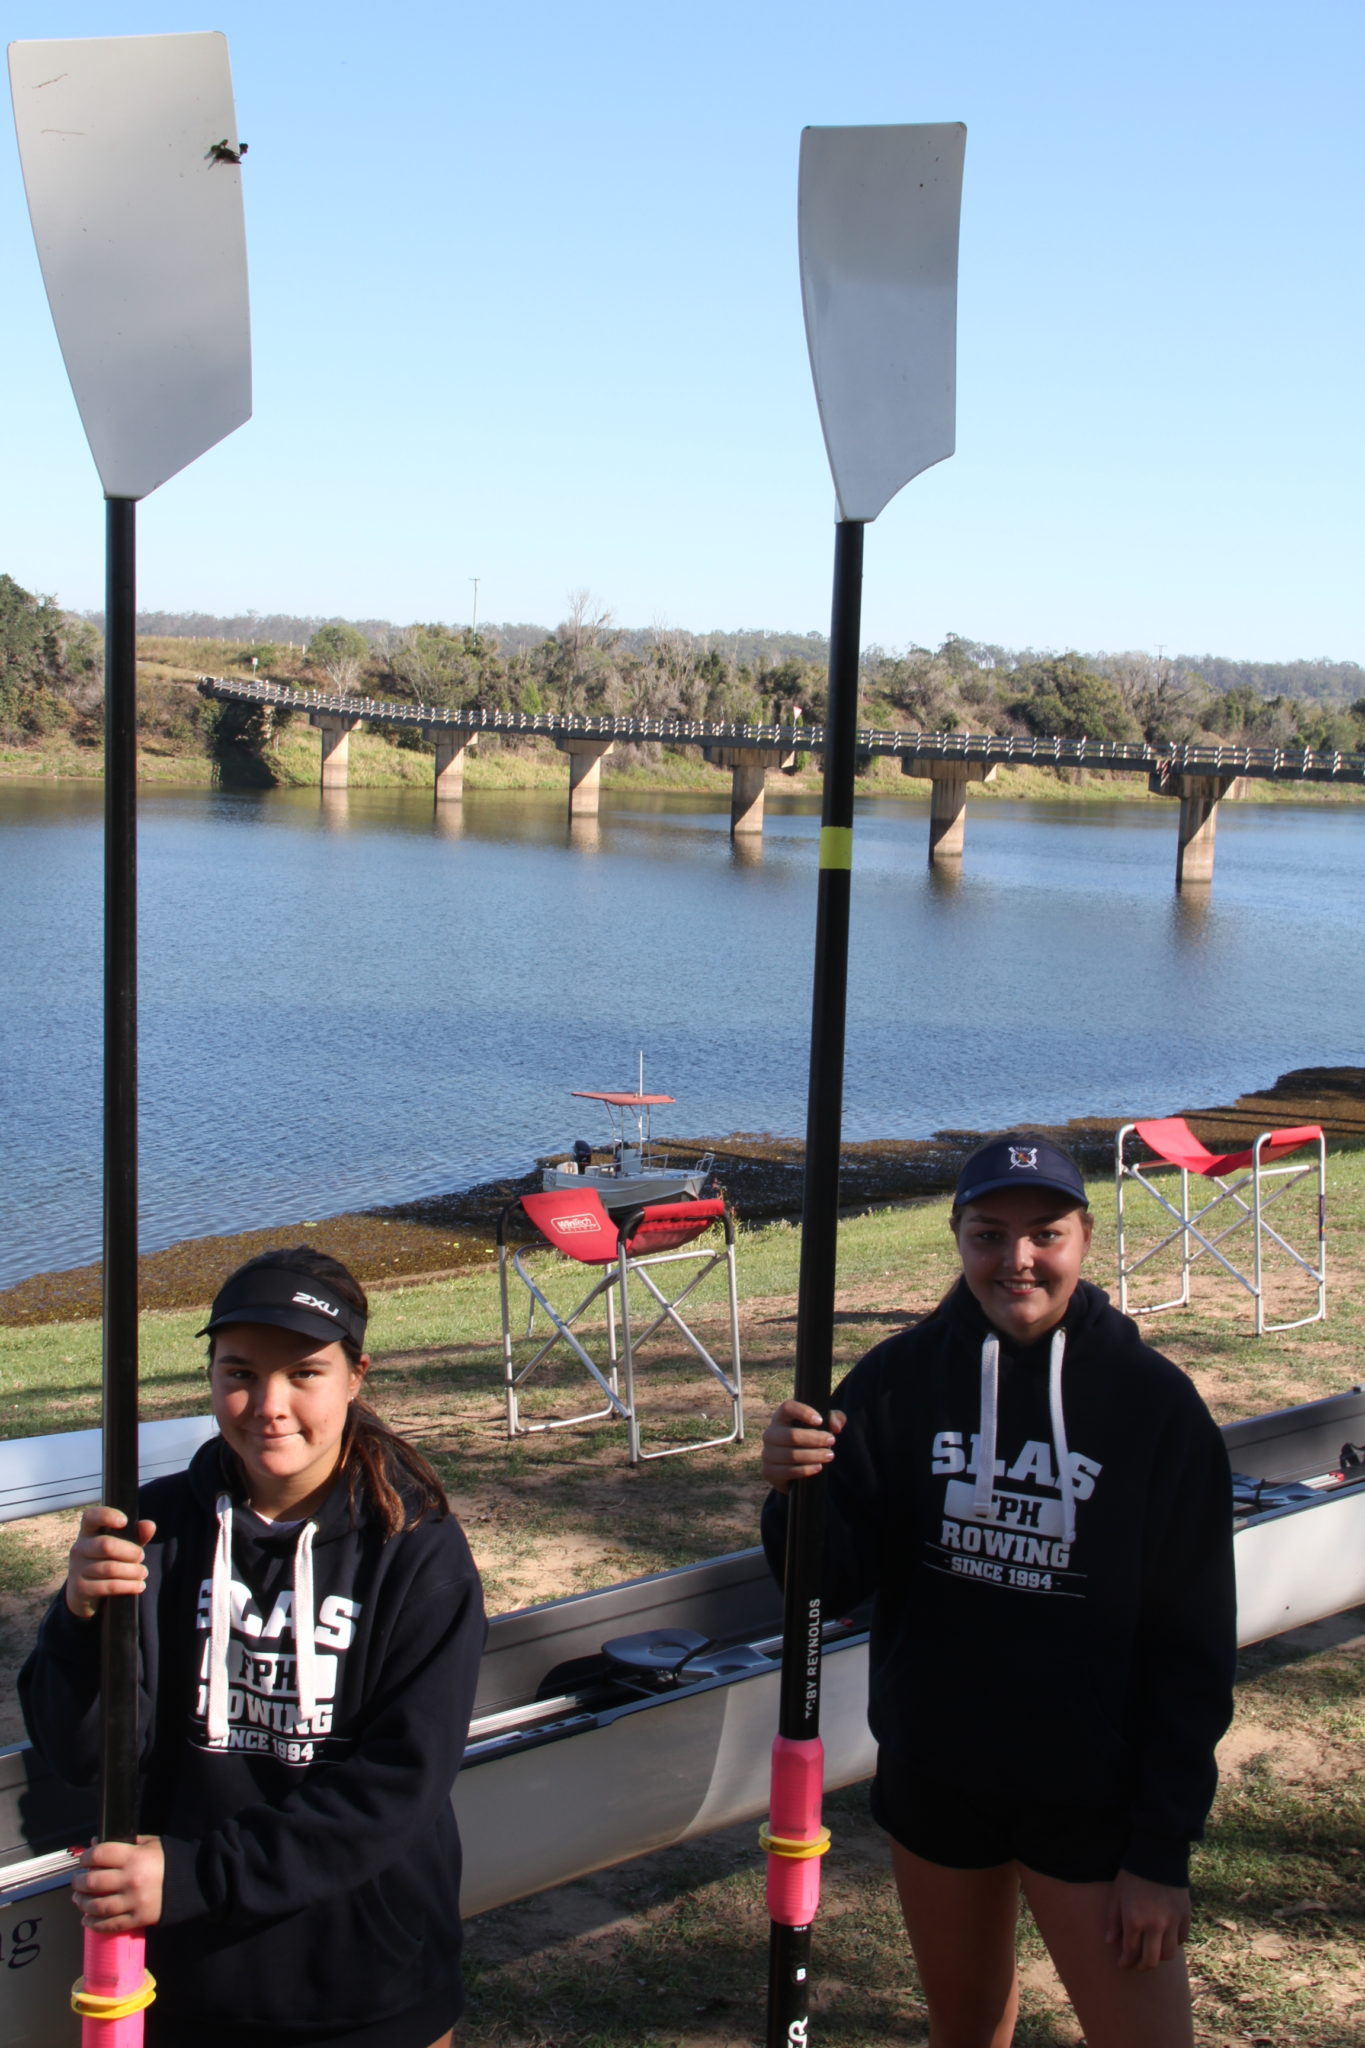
[
  {"x1": 9, "y1": 35, "x2": 251, "y2": 2041},
  {"x1": 764, "y1": 124, "x2": 965, "y2": 2048}
]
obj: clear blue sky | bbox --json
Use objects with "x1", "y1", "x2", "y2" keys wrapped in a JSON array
[{"x1": 3, "y1": 1, "x2": 1361, "y2": 661}]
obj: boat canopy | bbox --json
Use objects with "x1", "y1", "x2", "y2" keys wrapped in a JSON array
[{"x1": 572, "y1": 1090, "x2": 675, "y2": 1106}]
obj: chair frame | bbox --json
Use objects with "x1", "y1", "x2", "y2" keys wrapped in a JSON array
[
  {"x1": 1115, "y1": 1121, "x2": 1326, "y2": 1336},
  {"x1": 497, "y1": 1195, "x2": 743, "y2": 1465}
]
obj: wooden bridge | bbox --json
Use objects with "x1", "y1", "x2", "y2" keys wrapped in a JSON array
[{"x1": 198, "y1": 674, "x2": 1365, "y2": 888}]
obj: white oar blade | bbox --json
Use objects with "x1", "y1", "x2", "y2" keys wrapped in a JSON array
[
  {"x1": 799, "y1": 124, "x2": 965, "y2": 523},
  {"x1": 9, "y1": 32, "x2": 251, "y2": 502}
]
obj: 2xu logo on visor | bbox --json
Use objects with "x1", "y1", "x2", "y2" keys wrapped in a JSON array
[{"x1": 292, "y1": 1291, "x2": 340, "y2": 1318}]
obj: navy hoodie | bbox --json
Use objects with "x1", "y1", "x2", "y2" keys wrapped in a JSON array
[
  {"x1": 20, "y1": 1436, "x2": 486, "y2": 2039},
  {"x1": 763, "y1": 1279, "x2": 1235, "y2": 1886}
]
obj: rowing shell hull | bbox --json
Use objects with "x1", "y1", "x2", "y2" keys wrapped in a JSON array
[{"x1": 2, "y1": 1389, "x2": 1363, "y2": 2043}]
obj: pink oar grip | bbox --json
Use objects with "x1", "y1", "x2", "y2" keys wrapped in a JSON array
[
  {"x1": 766, "y1": 1735, "x2": 826, "y2": 1926},
  {"x1": 81, "y1": 1928, "x2": 148, "y2": 2046}
]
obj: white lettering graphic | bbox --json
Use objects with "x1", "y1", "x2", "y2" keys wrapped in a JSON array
[
  {"x1": 931, "y1": 1430, "x2": 966, "y2": 1474},
  {"x1": 944, "y1": 1479, "x2": 1069, "y2": 1538},
  {"x1": 552, "y1": 1211, "x2": 602, "y2": 1236},
  {"x1": 192, "y1": 1575, "x2": 361, "y2": 1767},
  {"x1": 316, "y1": 1593, "x2": 360, "y2": 1649},
  {"x1": 966, "y1": 1435, "x2": 1006, "y2": 1480},
  {"x1": 1006, "y1": 1440, "x2": 1056, "y2": 1487},
  {"x1": 291, "y1": 1291, "x2": 339, "y2": 1317},
  {"x1": 1066, "y1": 1452, "x2": 1102, "y2": 1502}
]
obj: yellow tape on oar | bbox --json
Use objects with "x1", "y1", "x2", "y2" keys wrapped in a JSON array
[
  {"x1": 759, "y1": 1825, "x2": 832, "y2": 1860},
  {"x1": 71, "y1": 1970, "x2": 157, "y2": 2019},
  {"x1": 818, "y1": 827, "x2": 853, "y2": 870}
]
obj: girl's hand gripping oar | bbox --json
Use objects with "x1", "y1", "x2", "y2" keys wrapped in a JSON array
[{"x1": 764, "y1": 123, "x2": 965, "y2": 2048}]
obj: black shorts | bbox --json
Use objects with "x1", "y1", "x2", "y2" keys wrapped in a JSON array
[{"x1": 870, "y1": 1755, "x2": 1129, "y2": 1884}]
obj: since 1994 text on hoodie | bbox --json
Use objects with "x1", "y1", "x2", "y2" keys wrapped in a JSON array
[
  {"x1": 20, "y1": 1437, "x2": 486, "y2": 2041},
  {"x1": 762, "y1": 1280, "x2": 1236, "y2": 1886}
]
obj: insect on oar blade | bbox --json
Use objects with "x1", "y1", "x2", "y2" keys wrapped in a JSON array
[{"x1": 8, "y1": 31, "x2": 251, "y2": 501}]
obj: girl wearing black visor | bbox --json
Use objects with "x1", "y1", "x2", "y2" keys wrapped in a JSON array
[
  {"x1": 22, "y1": 1246, "x2": 485, "y2": 2048},
  {"x1": 762, "y1": 1134, "x2": 1235, "y2": 2048}
]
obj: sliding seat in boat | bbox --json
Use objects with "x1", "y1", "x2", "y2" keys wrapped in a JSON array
[
  {"x1": 497, "y1": 1188, "x2": 743, "y2": 1464},
  {"x1": 1115, "y1": 1116, "x2": 1326, "y2": 1336}
]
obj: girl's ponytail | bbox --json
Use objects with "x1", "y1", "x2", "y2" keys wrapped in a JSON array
[{"x1": 339, "y1": 1400, "x2": 449, "y2": 1538}]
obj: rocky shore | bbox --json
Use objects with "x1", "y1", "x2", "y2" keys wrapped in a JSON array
[{"x1": 3, "y1": 1066, "x2": 1362, "y2": 1328}]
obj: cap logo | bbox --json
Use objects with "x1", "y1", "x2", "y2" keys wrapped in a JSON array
[
  {"x1": 1009, "y1": 1146, "x2": 1039, "y2": 1171},
  {"x1": 291, "y1": 1290, "x2": 339, "y2": 1317}
]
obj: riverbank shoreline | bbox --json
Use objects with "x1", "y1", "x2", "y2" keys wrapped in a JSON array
[
  {"x1": 4, "y1": 734, "x2": 1365, "y2": 805},
  {"x1": 3, "y1": 1065, "x2": 1361, "y2": 1328}
]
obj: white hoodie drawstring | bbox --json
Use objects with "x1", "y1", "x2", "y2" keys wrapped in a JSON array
[
  {"x1": 972, "y1": 1335, "x2": 1000, "y2": 1519},
  {"x1": 206, "y1": 1495, "x2": 320, "y2": 1742},
  {"x1": 207, "y1": 1493, "x2": 234, "y2": 1742},
  {"x1": 971, "y1": 1326, "x2": 1074, "y2": 1542},
  {"x1": 293, "y1": 1522, "x2": 318, "y2": 1733},
  {"x1": 1048, "y1": 1327, "x2": 1075, "y2": 1543}
]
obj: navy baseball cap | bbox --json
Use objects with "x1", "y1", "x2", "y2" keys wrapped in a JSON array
[
  {"x1": 953, "y1": 1134, "x2": 1088, "y2": 1211},
  {"x1": 197, "y1": 1264, "x2": 367, "y2": 1349}
]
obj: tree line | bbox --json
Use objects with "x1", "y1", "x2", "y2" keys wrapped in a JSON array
[{"x1": 7, "y1": 575, "x2": 1363, "y2": 759}]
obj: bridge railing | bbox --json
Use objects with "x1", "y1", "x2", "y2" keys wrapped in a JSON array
[{"x1": 195, "y1": 676, "x2": 1365, "y2": 785}]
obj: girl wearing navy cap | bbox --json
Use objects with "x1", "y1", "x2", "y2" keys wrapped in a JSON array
[
  {"x1": 21, "y1": 1246, "x2": 486, "y2": 2048},
  {"x1": 762, "y1": 1134, "x2": 1235, "y2": 2048}
]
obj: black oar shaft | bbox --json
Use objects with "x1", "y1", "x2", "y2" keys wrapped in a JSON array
[
  {"x1": 767, "y1": 519, "x2": 864, "y2": 2048},
  {"x1": 101, "y1": 495, "x2": 140, "y2": 1847},
  {"x1": 778, "y1": 515, "x2": 864, "y2": 1742}
]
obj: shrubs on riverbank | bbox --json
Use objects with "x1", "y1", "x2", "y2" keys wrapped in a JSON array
[{"x1": 4, "y1": 575, "x2": 1365, "y2": 795}]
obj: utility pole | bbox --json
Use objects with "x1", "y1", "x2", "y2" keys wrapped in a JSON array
[{"x1": 470, "y1": 577, "x2": 480, "y2": 635}]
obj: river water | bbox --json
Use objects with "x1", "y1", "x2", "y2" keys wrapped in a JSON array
[{"x1": 1, "y1": 779, "x2": 1361, "y2": 1288}]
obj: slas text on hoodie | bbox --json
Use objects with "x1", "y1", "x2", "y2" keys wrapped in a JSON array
[
  {"x1": 762, "y1": 1279, "x2": 1236, "y2": 1888},
  {"x1": 21, "y1": 1436, "x2": 486, "y2": 2039}
]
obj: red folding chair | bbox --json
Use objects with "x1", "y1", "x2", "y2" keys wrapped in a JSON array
[
  {"x1": 497, "y1": 1188, "x2": 743, "y2": 1464},
  {"x1": 1115, "y1": 1117, "x2": 1326, "y2": 1335}
]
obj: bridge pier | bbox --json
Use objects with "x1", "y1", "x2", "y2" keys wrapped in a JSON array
[
  {"x1": 310, "y1": 712, "x2": 364, "y2": 789},
  {"x1": 706, "y1": 746, "x2": 795, "y2": 835},
  {"x1": 423, "y1": 726, "x2": 478, "y2": 803},
  {"x1": 557, "y1": 738, "x2": 615, "y2": 817},
  {"x1": 920, "y1": 761, "x2": 998, "y2": 862},
  {"x1": 1161, "y1": 772, "x2": 1250, "y2": 888}
]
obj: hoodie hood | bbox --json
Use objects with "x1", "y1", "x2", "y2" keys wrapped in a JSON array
[{"x1": 186, "y1": 1433, "x2": 364, "y2": 1541}]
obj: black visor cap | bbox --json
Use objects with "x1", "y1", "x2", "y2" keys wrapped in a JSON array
[{"x1": 196, "y1": 1266, "x2": 367, "y2": 1350}]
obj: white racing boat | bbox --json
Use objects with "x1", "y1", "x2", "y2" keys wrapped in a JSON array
[
  {"x1": 541, "y1": 1057, "x2": 713, "y2": 1212},
  {"x1": 1, "y1": 1386, "x2": 1363, "y2": 2042}
]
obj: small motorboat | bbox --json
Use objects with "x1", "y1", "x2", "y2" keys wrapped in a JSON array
[
  {"x1": 541, "y1": 1057, "x2": 712, "y2": 1211},
  {"x1": 1, "y1": 1386, "x2": 1363, "y2": 2043}
]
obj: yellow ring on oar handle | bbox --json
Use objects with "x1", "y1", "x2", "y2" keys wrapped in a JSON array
[
  {"x1": 818, "y1": 827, "x2": 853, "y2": 871},
  {"x1": 71, "y1": 1970, "x2": 157, "y2": 2019},
  {"x1": 759, "y1": 1825, "x2": 832, "y2": 1860}
]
